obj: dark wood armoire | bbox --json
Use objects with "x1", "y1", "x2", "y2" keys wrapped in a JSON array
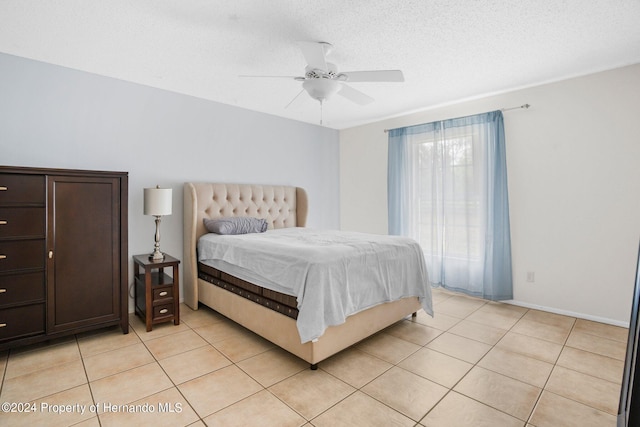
[{"x1": 0, "y1": 166, "x2": 128, "y2": 349}]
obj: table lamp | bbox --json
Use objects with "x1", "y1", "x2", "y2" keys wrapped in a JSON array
[{"x1": 144, "y1": 186, "x2": 172, "y2": 260}]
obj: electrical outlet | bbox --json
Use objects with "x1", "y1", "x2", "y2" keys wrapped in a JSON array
[{"x1": 526, "y1": 272, "x2": 535, "y2": 283}]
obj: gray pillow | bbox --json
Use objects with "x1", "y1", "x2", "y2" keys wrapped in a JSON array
[{"x1": 204, "y1": 217, "x2": 268, "y2": 235}]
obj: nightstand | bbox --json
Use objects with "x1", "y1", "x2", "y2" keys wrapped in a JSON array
[{"x1": 133, "y1": 253, "x2": 180, "y2": 332}]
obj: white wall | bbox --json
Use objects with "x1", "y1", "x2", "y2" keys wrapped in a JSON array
[
  {"x1": 0, "y1": 53, "x2": 340, "y2": 311},
  {"x1": 340, "y1": 64, "x2": 640, "y2": 325}
]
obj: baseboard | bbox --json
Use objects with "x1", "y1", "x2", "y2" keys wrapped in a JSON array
[{"x1": 504, "y1": 299, "x2": 630, "y2": 329}]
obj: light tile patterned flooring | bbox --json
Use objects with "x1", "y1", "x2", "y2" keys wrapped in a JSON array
[{"x1": 0, "y1": 288, "x2": 628, "y2": 426}]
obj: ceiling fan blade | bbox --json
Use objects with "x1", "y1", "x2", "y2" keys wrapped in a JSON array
[
  {"x1": 297, "y1": 41, "x2": 328, "y2": 72},
  {"x1": 239, "y1": 75, "x2": 302, "y2": 80},
  {"x1": 340, "y1": 70, "x2": 405, "y2": 82},
  {"x1": 338, "y1": 84, "x2": 374, "y2": 105},
  {"x1": 284, "y1": 89, "x2": 306, "y2": 109}
]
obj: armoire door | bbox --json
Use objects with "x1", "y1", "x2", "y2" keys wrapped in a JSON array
[{"x1": 46, "y1": 175, "x2": 122, "y2": 333}]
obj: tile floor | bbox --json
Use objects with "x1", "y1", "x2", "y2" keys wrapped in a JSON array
[{"x1": 0, "y1": 288, "x2": 628, "y2": 426}]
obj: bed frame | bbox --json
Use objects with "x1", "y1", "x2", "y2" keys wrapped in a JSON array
[{"x1": 183, "y1": 182, "x2": 421, "y2": 367}]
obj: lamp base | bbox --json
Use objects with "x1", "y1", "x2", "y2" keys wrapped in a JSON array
[
  {"x1": 149, "y1": 250, "x2": 165, "y2": 261},
  {"x1": 149, "y1": 215, "x2": 164, "y2": 260}
]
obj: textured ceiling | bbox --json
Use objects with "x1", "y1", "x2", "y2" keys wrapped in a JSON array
[{"x1": 1, "y1": 0, "x2": 639, "y2": 129}]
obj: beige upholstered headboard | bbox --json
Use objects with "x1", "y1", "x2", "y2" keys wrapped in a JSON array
[{"x1": 182, "y1": 182, "x2": 308, "y2": 308}]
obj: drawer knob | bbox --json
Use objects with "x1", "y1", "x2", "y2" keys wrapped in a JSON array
[
  {"x1": 0, "y1": 255, "x2": 6, "y2": 260},
  {"x1": 159, "y1": 291, "x2": 168, "y2": 297},
  {"x1": 159, "y1": 308, "x2": 168, "y2": 314},
  {"x1": 0, "y1": 186, "x2": 6, "y2": 191},
  {"x1": 0, "y1": 220, "x2": 6, "y2": 225},
  {"x1": 0, "y1": 323, "x2": 6, "y2": 328},
  {"x1": 0, "y1": 289, "x2": 6, "y2": 293}
]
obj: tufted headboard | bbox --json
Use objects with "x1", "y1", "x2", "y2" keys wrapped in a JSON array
[{"x1": 182, "y1": 182, "x2": 308, "y2": 308}]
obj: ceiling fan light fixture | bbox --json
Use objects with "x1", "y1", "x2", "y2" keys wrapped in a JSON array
[
  {"x1": 241, "y1": 41, "x2": 404, "y2": 109},
  {"x1": 302, "y1": 78, "x2": 340, "y2": 102}
]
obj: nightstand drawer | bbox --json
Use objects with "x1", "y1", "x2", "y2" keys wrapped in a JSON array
[
  {"x1": 153, "y1": 287, "x2": 173, "y2": 301},
  {"x1": 0, "y1": 208, "x2": 45, "y2": 239},
  {"x1": 0, "y1": 304, "x2": 45, "y2": 341},
  {"x1": 0, "y1": 240, "x2": 45, "y2": 272},
  {"x1": 153, "y1": 303, "x2": 174, "y2": 318},
  {"x1": 0, "y1": 272, "x2": 45, "y2": 307},
  {"x1": 0, "y1": 174, "x2": 45, "y2": 204}
]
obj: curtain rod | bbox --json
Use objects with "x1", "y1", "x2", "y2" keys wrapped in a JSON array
[
  {"x1": 383, "y1": 104, "x2": 531, "y2": 133},
  {"x1": 501, "y1": 103, "x2": 531, "y2": 112}
]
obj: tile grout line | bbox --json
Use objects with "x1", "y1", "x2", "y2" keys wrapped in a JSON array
[
  {"x1": 416, "y1": 293, "x2": 494, "y2": 425},
  {"x1": 137, "y1": 317, "x2": 209, "y2": 425},
  {"x1": 314, "y1": 317, "x2": 437, "y2": 425},
  {"x1": 74, "y1": 334, "x2": 101, "y2": 426},
  {"x1": 524, "y1": 315, "x2": 577, "y2": 424},
  {"x1": 424, "y1": 294, "x2": 621, "y2": 424},
  {"x1": 0, "y1": 349, "x2": 9, "y2": 398},
  {"x1": 424, "y1": 300, "x2": 534, "y2": 424}
]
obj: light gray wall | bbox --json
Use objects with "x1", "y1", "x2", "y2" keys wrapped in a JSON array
[
  {"x1": 0, "y1": 53, "x2": 340, "y2": 310},
  {"x1": 340, "y1": 64, "x2": 640, "y2": 326}
]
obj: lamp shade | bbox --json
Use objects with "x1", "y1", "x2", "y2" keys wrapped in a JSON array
[{"x1": 144, "y1": 187, "x2": 172, "y2": 216}]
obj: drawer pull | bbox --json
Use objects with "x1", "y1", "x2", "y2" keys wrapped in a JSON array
[
  {"x1": 159, "y1": 308, "x2": 168, "y2": 314},
  {"x1": 49, "y1": 251, "x2": 53, "y2": 259},
  {"x1": 159, "y1": 291, "x2": 168, "y2": 297},
  {"x1": 0, "y1": 220, "x2": 6, "y2": 225},
  {"x1": 0, "y1": 186, "x2": 6, "y2": 191},
  {"x1": 0, "y1": 255, "x2": 6, "y2": 260},
  {"x1": 0, "y1": 289, "x2": 6, "y2": 293},
  {"x1": 0, "y1": 323, "x2": 6, "y2": 328}
]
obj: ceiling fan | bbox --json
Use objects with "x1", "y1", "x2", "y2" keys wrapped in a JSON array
[{"x1": 242, "y1": 41, "x2": 404, "y2": 109}]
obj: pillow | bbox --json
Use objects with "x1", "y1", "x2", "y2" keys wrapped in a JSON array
[{"x1": 204, "y1": 217, "x2": 268, "y2": 235}]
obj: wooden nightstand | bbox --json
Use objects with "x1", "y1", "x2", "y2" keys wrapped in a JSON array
[{"x1": 133, "y1": 253, "x2": 180, "y2": 332}]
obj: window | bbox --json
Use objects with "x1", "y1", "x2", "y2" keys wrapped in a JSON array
[
  {"x1": 388, "y1": 111, "x2": 512, "y2": 300},
  {"x1": 416, "y1": 131, "x2": 483, "y2": 260}
]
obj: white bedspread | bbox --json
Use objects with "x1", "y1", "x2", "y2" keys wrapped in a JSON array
[{"x1": 198, "y1": 227, "x2": 432, "y2": 343}]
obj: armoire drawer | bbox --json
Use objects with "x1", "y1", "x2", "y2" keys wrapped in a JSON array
[
  {"x1": 0, "y1": 303, "x2": 45, "y2": 341},
  {"x1": 0, "y1": 271, "x2": 45, "y2": 307},
  {"x1": 0, "y1": 240, "x2": 45, "y2": 272},
  {"x1": 0, "y1": 174, "x2": 45, "y2": 204},
  {"x1": 0, "y1": 207, "x2": 45, "y2": 239}
]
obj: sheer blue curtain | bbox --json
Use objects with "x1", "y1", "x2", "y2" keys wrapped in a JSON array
[{"x1": 388, "y1": 111, "x2": 512, "y2": 300}]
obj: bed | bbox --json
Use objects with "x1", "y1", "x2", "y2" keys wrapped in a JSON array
[{"x1": 183, "y1": 182, "x2": 432, "y2": 368}]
